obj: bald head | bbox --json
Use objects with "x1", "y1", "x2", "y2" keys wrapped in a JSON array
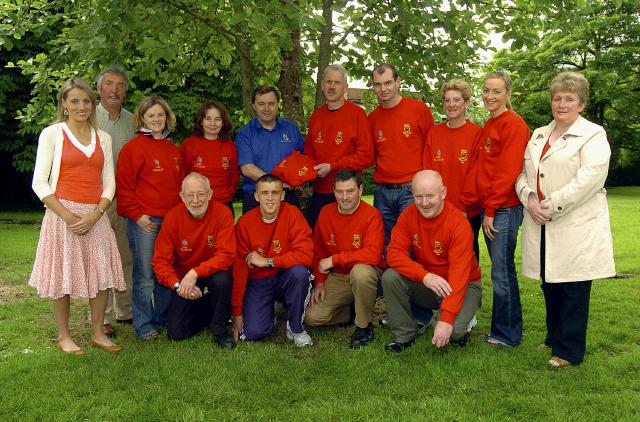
[{"x1": 412, "y1": 170, "x2": 446, "y2": 219}]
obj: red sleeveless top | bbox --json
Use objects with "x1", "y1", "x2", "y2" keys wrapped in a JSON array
[{"x1": 55, "y1": 129, "x2": 104, "y2": 204}]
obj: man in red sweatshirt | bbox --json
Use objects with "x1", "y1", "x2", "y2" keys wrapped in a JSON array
[
  {"x1": 382, "y1": 170, "x2": 481, "y2": 352},
  {"x1": 152, "y1": 172, "x2": 236, "y2": 348},
  {"x1": 232, "y1": 174, "x2": 314, "y2": 347},
  {"x1": 304, "y1": 169, "x2": 384, "y2": 348},
  {"x1": 304, "y1": 64, "x2": 373, "y2": 228}
]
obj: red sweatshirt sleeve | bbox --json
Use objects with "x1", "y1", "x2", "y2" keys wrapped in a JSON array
[
  {"x1": 115, "y1": 140, "x2": 144, "y2": 221},
  {"x1": 152, "y1": 216, "x2": 181, "y2": 288},
  {"x1": 272, "y1": 207, "x2": 313, "y2": 269},
  {"x1": 311, "y1": 222, "x2": 328, "y2": 284},
  {"x1": 484, "y1": 116, "x2": 529, "y2": 217},
  {"x1": 332, "y1": 208, "x2": 384, "y2": 268},
  {"x1": 231, "y1": 255, "x2": 249, "y2": 317},
  {"x1": 438, "y1": 218, "x2": 475, "y2": 324},
  {"x1": 386, "y1": 208, "x2": 429, "y2": 282},
  {"x1": 193, "y1": 206, "x2": 236, "y2": 277}
]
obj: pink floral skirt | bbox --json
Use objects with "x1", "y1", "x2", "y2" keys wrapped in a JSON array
[{"x1": 29, "y1": 199, "x2": 126, "y2": 299}]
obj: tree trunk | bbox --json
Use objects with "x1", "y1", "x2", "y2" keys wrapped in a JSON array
[
  {"x1": 233, "y1": 3, "x2": 256, "y2": 116},
  {"x1": 277, "y1": 0, "x2": 305, "y2": 129},
  {"x1": 314, "y1": 0, "x2": 334, "y2": 109}
]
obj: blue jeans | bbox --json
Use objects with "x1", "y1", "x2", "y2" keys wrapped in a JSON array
[
  {"x1": 126, "y1": 217, "x2": 173, "y2": 338},
  {"x1": 482, "y1": 206, "x2": 524, "y2": 345},
  {"x1": 374, "y1": 183, "x2": 414, "y2": 247}
]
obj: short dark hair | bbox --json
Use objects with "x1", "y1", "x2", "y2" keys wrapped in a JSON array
[
  {"x1": 372, "y1": 63, "x2": 398, "y2": 80},
  {"x1": 334, "y1": 168, "x2": 361, "y2": 187},
  {"x1": 255, "y1": 173, "x2": 283, "y2": 189},
  {"x1": 252, "y1": 85, "x2": 280, "y2": 103},
  {"x1": 193, "y1": 100, "x2": 234, "y2": 141}
]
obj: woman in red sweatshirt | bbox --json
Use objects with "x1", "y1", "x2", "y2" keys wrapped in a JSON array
[
  {"x1": 116, "y1": 96, "x2": 182, "y2": 341},
  {"x1": 180, "y1": 100, "x2": 239, "y2": 216},
  {"x1": 477, "y1": 71, "x2": 530, "y2": 347}
]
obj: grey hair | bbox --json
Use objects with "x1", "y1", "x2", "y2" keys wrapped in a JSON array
[
  {"x1": 97, "y1": 65, "x2": 128, "y2": 90},
  {"x1": 181, "y1": 172, "x2": 211, "y2": 192},
  {"x1": 323, "y1": 64, "x2": 348, "y2": 84}
]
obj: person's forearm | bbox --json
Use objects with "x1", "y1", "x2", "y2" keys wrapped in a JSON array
[{"x1": 240, "y1": 164, "x2": 266, "y2": 182}]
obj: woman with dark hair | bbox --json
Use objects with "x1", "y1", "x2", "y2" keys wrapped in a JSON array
[
  {"x1": 30, "y1": 77, "x2": 125, "y2": 354},
  {"x1": 116, "y1": 95, "x2": 182, "y2": 341},
  {"x1": 180, "y1": 100, "x2": 239, "y2": 215},
  {"x1": 477, "y1": 71, "x2": 530, "y2": 347},
  {"x1": 516, "y1": 72, "x2": 615, "y2": 367}
]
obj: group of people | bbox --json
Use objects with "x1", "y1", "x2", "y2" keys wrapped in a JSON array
[{"x1": 29, "y1": 62, "x2": 615, "y2": 369}]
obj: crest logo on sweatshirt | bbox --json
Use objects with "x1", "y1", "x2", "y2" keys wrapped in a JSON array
[
  {"x1": 402, "y1": 123, "x2": 412, "y2": 138},
  {"x1": 377, "y1": 130, "x2": 386, "y2": 143},
  {"x1": 327, "y1": 233, "x2": 336, "y2": 246},
  {"x1": 484, "y1": 137, "x2": 492, "y2": 152},
  {"x1": 433, "y1": 240, "x2": 443, "y2": 255},
  {"x1": 298, "y1": 166, "x2": 309, "y2": 177},
  {"x1": 174, "y1": 157, "x2": 180, "y2": 171},
  {"x1": 433, "y1": 148, "x2": 444, "y2": 162},
  {"x1": 221, "y1": 156, "x2": 229, "y2": 170},
  {"x1": 281, "y1": 133, "x2": 291, "y2": 143},
  {"x1": 180, "y1": 239, "x2": 192, "y2": 252},
  {"x1": 207, "y1": 235, "x2": 215, "y2": 247},
  {"x1": 412, "y1": 233, "x2": 420, "y2": 248},
  {"x1": 335, "y1": 131, "x2": 343, "y2": 145},
  {"x1": 458, "y1": 149, "x2": 468, "y2": 163},
  {"x1": 272, "y1": 240, "x2": 282, "y2": 254},
  {"x1": 352, "y1": 234, "x2": 361, "y2": 248},
  {"x1": 315, "y1": 131, "x2": 323, "y2": 144},
  {"x1": 152, "y1": 159, "x2": 164, "y2": 172},
  {"x1": 194, "y1": 156, "x2": 205, "y2": 169}
]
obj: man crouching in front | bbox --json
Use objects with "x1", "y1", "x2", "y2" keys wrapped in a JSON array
[
  {"x1": 382, "y1": 170, "x2": 481, "y2": 352},
  {"x1": 232, "y1": 174, "x2": 314, "y2": 347},
  {"x1": 152, "y1": 172, "x2": 236, "y2": 348}
]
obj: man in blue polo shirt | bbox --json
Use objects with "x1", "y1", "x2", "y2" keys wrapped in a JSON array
[{"x1": 237, "y1": 86, "x2": 305, "y2": 214}]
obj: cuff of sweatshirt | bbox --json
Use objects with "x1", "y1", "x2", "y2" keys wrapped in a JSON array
[
  {"x1": 483, "y1": 207, "x2": 496, "y2": 218},
  {"x1": 232, "y1": 306, "x2": 243, "y2": 317},
  {"x1": 439, "y1": 310, "x2": 456, "y2": 325},
  {"x1": 313, "y1": 272, "x2": 327, "y2": 284}
]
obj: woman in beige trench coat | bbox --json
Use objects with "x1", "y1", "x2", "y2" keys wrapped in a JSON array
[{"x1": 516, "y1": 72, "x2": 615, "y2": 368}]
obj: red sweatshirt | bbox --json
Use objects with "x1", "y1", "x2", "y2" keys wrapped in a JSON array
[
  {"x1": 387, "y1": 202, "x2": 481, "y2": 324},
  {"x1": 152, "y1": 200, "x2": 235, "y2": 288},
  {"x1": 304, "y1": 101, "x2": 374, "y2": 193},
  {"x1": 368, "y1": 97, "x2": 435, "y2": 184},
  {"x1": 312, "y1": 201, "x2": 384, "y2": 283},
  {"x1": 232, "y1": 203, "x2": 313, "y2": 316},
  {"x1": 179, "y1": 135, "x2": 240, "y2": 204},
  {"x1": 116, "y1": 134, "x2": 182, "y2": 220},
  {"x1": 477, "y1": 110, "x2": 529, "y2": 217},
  {"x1": 423, "y1": 120, "x2": 483, "y2": 217}
]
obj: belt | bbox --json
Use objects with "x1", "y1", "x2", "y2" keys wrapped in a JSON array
[{"x1": 379, "y1": 182, "x2": 411, "y2": 189}]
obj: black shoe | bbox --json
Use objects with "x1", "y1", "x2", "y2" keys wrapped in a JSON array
[
  {"x1": 116, "y1": 318, "x2": 133, "y2": 325},
  {"x1": 350, "y1": 324, "x2": 374, "y2": 349},
  {"x1": 451, "y1": 333, "x2": 469, "y2": 347},
  {"x1": 385, "y1": 339, "x2": 415, "y2": 353},
  {"x1": 214, "y1": 334, "x2": 236, "y2": 350}
]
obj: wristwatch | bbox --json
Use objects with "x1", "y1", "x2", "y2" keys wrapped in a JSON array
[
  {"x1": 173, "y1": 282, "x2": 181, "y2": 291},
  {"x1": 266, "y1": 258, "x2": 274, "y2": 268}
]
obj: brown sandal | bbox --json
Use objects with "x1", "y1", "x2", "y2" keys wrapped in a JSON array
[{"x1": 549, "y1": 356, "x2": 572, "y2": 368}]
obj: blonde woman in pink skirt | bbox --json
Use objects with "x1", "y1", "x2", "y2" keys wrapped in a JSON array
[{"x1": 30, "y1": 78, "x2": 126, "y2": 354}]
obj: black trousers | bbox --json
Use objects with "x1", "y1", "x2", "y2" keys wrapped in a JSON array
[
  {"x1": 167, "y1": 270, "x2": 232, "y2": 341},
  {"x1": 540, "y1": 225, "x2": 592, "y2": 364},
  {"x1": 242, "y1": 190, "x2": 300, "y2": 215},
  {"x1": 305, "y1": 192, "x2": 336, "y2": 230}
]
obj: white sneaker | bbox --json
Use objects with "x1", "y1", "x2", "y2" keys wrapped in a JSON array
[
  {"x1": 286, "y1": 322, "x2": 313, "y2": 347},
  {"x1": 467, "y1": 315, "x2": 478, "y2": 333}
]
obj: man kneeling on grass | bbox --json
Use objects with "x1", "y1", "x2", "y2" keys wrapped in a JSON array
[
  {"x1": 382, "y1": 170, "x2": 481, "y2": 352},
  {"x1": 304, "y1": 168, "x2": 385, "y2": 349},
  {"x1": 152, "y1": 172, "x2": 236, "y2": 349},
  {"x1": 232, "y1": 174, "x2": 314, "y2": 347}
]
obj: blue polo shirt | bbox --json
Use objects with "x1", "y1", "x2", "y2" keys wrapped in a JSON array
[{"x1": 237, "y1": 116, "x2": 304, "y2": 194}]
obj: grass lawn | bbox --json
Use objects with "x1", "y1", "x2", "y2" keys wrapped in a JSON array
[{"x1": 1, "y1": 188, "x2": 639, "y2": 420}]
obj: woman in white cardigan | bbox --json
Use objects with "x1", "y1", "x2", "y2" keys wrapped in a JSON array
[
  {"x1": 516, "y1": 72, "x2": 615, "y2": 368},
  {"x1": 30, "y1": 78, "x2": 125, "y2": 354}
]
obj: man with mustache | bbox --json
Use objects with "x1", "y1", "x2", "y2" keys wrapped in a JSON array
[
  {"x1": 303, "y1": 64, "x2": 374, "y2": 229},
  {"x1": 96, "y1": 65, "x2": 135, "y2": 336}
]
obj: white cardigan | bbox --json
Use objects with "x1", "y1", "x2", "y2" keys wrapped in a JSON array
[{"x1": 32, "y1": 122, "x2": 116, "y2": 201}]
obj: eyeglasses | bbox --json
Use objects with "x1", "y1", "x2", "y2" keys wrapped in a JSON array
[{"x1": 182, "y1": 192, "x2": 208, "y2": 201}]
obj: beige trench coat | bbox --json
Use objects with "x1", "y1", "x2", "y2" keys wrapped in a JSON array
[{"x1": 515, "y1": 116, "x2": 615, "y2": 283}]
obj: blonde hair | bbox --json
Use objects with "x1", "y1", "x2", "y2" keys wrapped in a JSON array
[
  {"x1": 440, "y1": 78, "x2": 472, "y2": 102},
  {"x1": 550, "y1": 72, "x2": 589, "y2": 106},
  {"x1": 133, "y1": 95, "x2": 176, "y2": 133},
  {"x1": 56, "y1": 77, "x2": 97, "y2": 128},
  {"x1": 483, "y1": 71, "x2": 513, "y2": 110}
]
